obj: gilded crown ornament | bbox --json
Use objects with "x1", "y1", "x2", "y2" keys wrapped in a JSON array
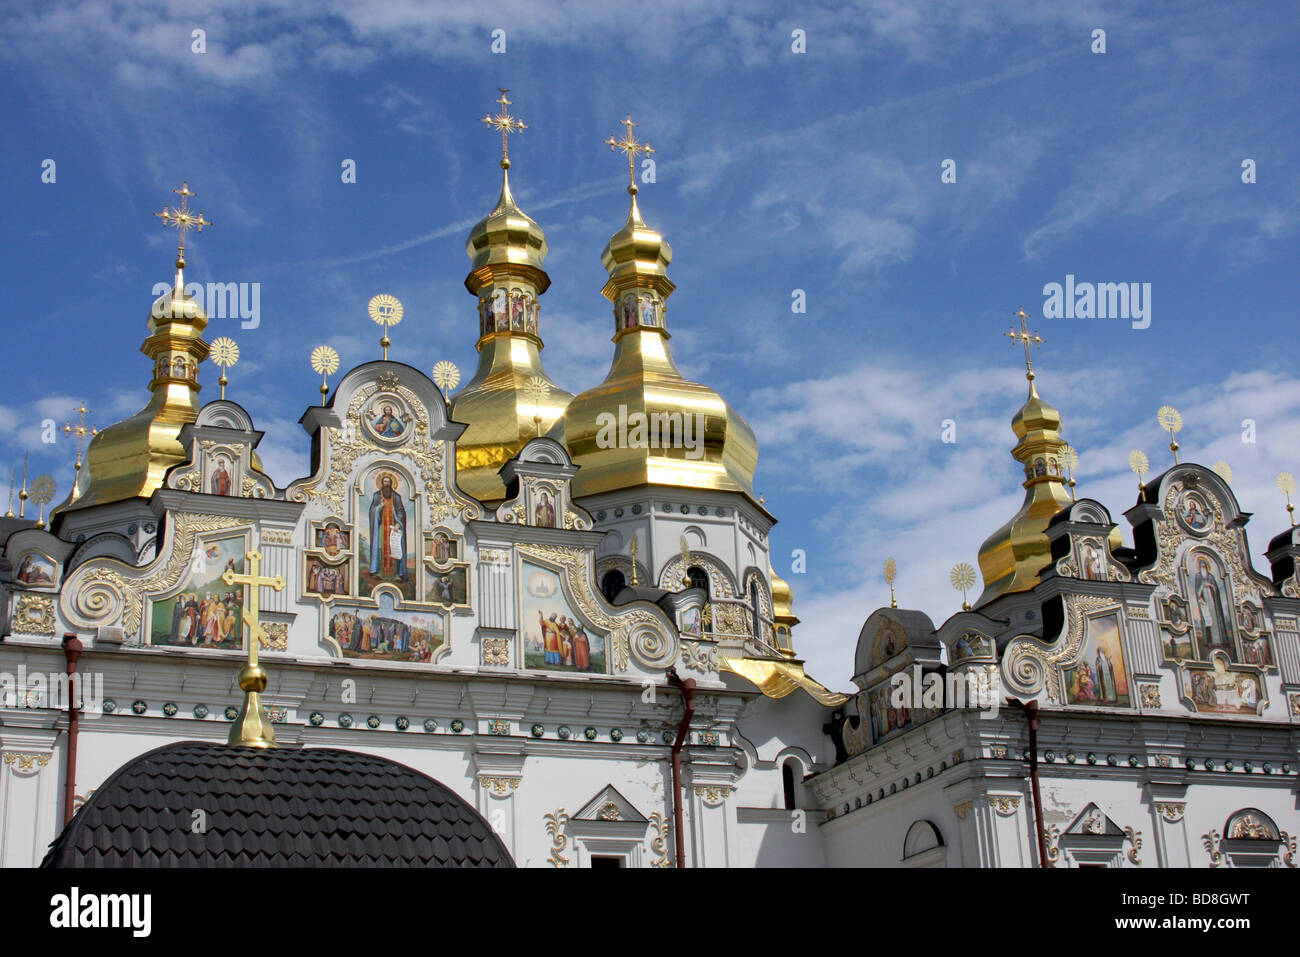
[
  {"x1": 29, "y1": 474, "x2": 56, "y2": 529},
  {"x1": 950, "y1": 562, "x2": 976, "y2": 611},
  {"x1": 1212, "y1": 460, "x2": 1233, "y2": 483},
  {"x1": 1006, "y1": 307, "x2": 1044, "y2": 380},
  {"x1": 154, "y1": 181, "x2": 211, "y2": 266},
  {"x1": 1277, "y1": 472, "x2": 1296, "y2": 526},
  {"x1": 1129, "y1": 449, "x2": 1150, "y2": 491},
  {"x1": 1157, "y1": 405, "x2": 1183, "y2": 464},
  {"x1": 209, "y1": 337, "x2": 239, "y2": 400},
  {"x1": 368, "y1": 294, "x2": 404, "y2": 360},
  {"x1": 883, "y1": 557, "x2": 897, "y2": 608},
  {"x1": 310, "y1": 345, "x2": 340, "y2": 400}
]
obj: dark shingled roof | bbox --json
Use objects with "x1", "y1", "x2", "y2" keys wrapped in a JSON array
[{"x1": 42, "y1": 741, "x2": 514, "y2": 867}]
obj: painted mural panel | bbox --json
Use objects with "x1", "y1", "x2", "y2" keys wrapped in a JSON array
[
  {"x1": 150, "y1": 536, "x2": 245, "y2": 649},
  {"x1": 1183, "y1": 656, "x2": 1264, "y2": 714},
  {"x1": 357, "y1": 466, "x2": 416, "y2": 599},
  {"x1": 1064, "y1": 611, "x2": 1130, "y2": 707},
  {"x1": 14, "y1": 552, "x2": 56, "y2": 588},
  {"x1": 1181, "y1": 548, "x2": 1234, "y2": 659},
  {"x1": 520, "y1": 561, "x2": 606, "y2": 673},
  {"x1": 328, "y1": 594, "x2": 445, "y2": 662},
  {"x1": 425, "y1": 564, "x2": 469, "y2": 607}
]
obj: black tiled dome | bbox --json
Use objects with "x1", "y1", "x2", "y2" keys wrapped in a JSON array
[{"x1": 43, "y1": 741, "x2": 513, "y2": 867}]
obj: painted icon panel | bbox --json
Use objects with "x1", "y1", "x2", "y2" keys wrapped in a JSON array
[
  {"x1": 329, "y1": 594, "x2": 445, "y2": 662},
  {"x1": 358, "y1": 467, "x2": 415, "y2": 600},
  {"x1": 520, "y1": 561, "x2": 606, "y2": 673},
  {"x1": 150, "y1": 536, "x2": 246, "y2": 649},
  {"x1": 1064, "y1": 611, "x2": 1130, "y2": 707}
]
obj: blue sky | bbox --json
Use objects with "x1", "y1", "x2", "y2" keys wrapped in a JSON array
[{"x1": 1, "y1": 1, "x2": 1297, "y2": 686}]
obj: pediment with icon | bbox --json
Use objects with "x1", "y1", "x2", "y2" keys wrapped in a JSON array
[
  {"x1": 495, "y1": 438, "x2": 592, "y2": 531},
  {"x1": 1046, "y1": 499, "x2": 1131, "y2": 583},
  {"x1": 165, "y1": 400, "x2": 276, "y2": 500},
  {"x1": 285, "y1": 362, "x2": 482, "y2": 660},
  {"x1": 843, "y1": 609, "x2": 943, "y2": 753}
]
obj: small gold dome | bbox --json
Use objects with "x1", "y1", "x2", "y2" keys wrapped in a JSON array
[
  {"x1": 599, "y1": 190, "x2": 672, "y2": 300},
  {"x1": 464, "y1": 166, "x2": 550, "y2": 294}
]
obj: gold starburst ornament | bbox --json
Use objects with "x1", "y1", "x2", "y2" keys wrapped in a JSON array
[
  {"x1": 1157, "y1": 405, "x2": 1183, "y2": 464},
  {"x1": 30, "y1": 474, "x2": 56, "y2": 529},
  {"x1": 950, "y1": 562, "x2": 976, "y2": 611},
  {"x1": 883, "y1": 557, "x2": 897, "y2": 608},
  {"x1": 310, "y1": 345, "x2": 340, "y2": 400},
  {"x1": 1060, "y1": 443, "x2": 1079, "y2": 501},
  {"x1": 524, "y1": 376, "x2": 550, "y2": 436},
  {"x1": 1129, "y1": 449, "x2": 1149, "y2": 490},
  {"x1": 1278, "y1": 472, "x2": 1296, "y2": 526},
  {"x1": 1212, "y1": 460, "x2": 1232, "y2": 483},
  {"x1": 368, "y1": 294, "x2": 404, "y2": 360},
  {"x1": 209, "y1": 337, "x2": 239, "y2": 400},
  {"x1": 432, "y1": 360, "x2": 460, "y2": 399}
]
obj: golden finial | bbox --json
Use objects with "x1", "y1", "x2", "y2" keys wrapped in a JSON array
[
  {"x1": 1005, "y1": 307, "x2": 1044, "y2": 381},
  {"x1": 154, "y1": 181, "x2": 211, "y2": 266},
  {"x1": 628, "y1": 536, "x2": 640, "y2": 587},
  {"x1": 1060, "y1": 443, "x2": 1079, "y2": 502},
  {"x1": 310, "y1": 345, "x2": 340, "y2": 400},
  {"x1": 679, "y1": 534, "x2": 693, "y2": 587},
  {"x1": 1129, "y1": 449, "x2": 1150, "y2": 491},
  {"x1": 524, "y1": 376, "x2": 550, "y2": 437},
  {"x1": 950, "y1": 562, "x2": 976, "y2": 611},
  {"x1": 1278, "y1": 472, "x2": 1296, "y2": 526},
  {"x1": 432, "y1": 360, "x2": 460, "y2": 403},
  {"x1": 29, "y1": 474, "x2": 56, "y2": 529},
  {"x1": 368, "y1": 294, "x2": 403, "y2": 361},
  {"x1": 222, "y1": 548, "x2": 286, "y2": 748},
  {"x1": 605, "y1": 113, "x2": 655, "y2": 196},
  {"x1": 209, "y1": 337, "x2": 239, "y2": 400},
  {"x1": 5, "y1": 469, "x2": 13, "y2": 518},
  {"x1": 61, "y1": 403, "x2": 97, "y2": 479},
  {"x1": 883, "y1": 557, "x2": 897, "y2": 608},
  {"x1": 1212, "y1": 460, "x2": 1233, "y2": 483},
  {"x1": 1157, "y1": 406, "x2": 1182, "y2": 464},
  {"x1": 18, "y1": 453, "x2": 28, "y2": 519},
  {"x1": 481, "y1": 88, "x2": 527, "y2": 170}
]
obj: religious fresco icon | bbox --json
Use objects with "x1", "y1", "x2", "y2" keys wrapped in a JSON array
[
  {"x1": 1183, "y1": 655, "x2": 1264, "y2": 714},
  {"x1": 358, "y1": 467, "x2": 415, "y2": 600},
  {"x1": 305, "y1": 556, "x2": 349, "y2": 598},
  {"x1": 1175, "y1": 490, "x2": 1213, "y2": 535},
  {"x1": 520, "y1": 561, "x2": 606, "y2": 674},
  {"x1": 363, "y1": 394, "x2": 412, "y2": 443},
  {"x1": 425, "y1": 564, "x2": 470, "y2": 607},
  {"x1": 208, "y1": 452, "x2": 236, "y2": 496},
  {"x1": 14, "y1": 552, "x2": 57, "y2": 588},
  {"x1": 426, "y1": 528, "x2": 460, "y2": 566},
  {"x1": 1181, "y1": 549, "x2": 1234, "y2": 660},
  {"x1": 314, "y1": 521, "x2": 350, "y2": 557},
  {"x1": 1063, "y1": 612, "x2": 1130, "y2": 707},
  {"x1": 328, "y1": 592, "x2": 445, "y2": 663},
  {"x1": 150, "y1": 536, "x2": 246, "y2": 649}
]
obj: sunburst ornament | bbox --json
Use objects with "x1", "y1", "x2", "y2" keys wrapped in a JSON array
[
  {"x1": 1060, "y1": 443, "x2": 1079, "y2": 501},
  {"x1": 209, "y1": 337, "x2": 239, "y2": 400},
  {"x1": 523, "y1": 376, "x2": 550, "y2": 437},
  {"x1": 29, "y1": 474, "x2": 56, "y2": 529},
  {"x1": 1157, "y1": 405, "x2": 1183, "y2": 464},
  {"x1": 1278, "y1": 472, "x2": 1296, "y2": 526},
  {"x1": 883, "y1": 557, "x2": 897, "y2": 608},
  {"x1": 950, "y1": 562, "x2": 976, "y2": 611},
  {"x1": 368, "y1": 294, "x2": 404, "y2": 360},
  {"x1": 310, "y1": 345, "x2": 340, "y2": 400},
  {"x1": 1129, "y1": 449, "x2": 1150, "y2": 491},
  {"x1": 1212, "y1": 460, "x2": 1233, "y2": 483},
  {"x1": 432, "y1": 360, "x2": 461, "y2": 400}
]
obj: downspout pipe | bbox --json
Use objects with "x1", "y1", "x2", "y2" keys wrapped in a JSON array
[
  {"x1": 1007, "y1": 696, "x2": 1049, "y2": 867},
  {"x1": 665, "y1": 667, "x2": 696, "y2": 868},
  {"x1": 62, "y1": 634, "x2": 83, "y2": 826}
]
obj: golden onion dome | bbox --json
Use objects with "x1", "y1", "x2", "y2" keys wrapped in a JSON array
[
  {"x1": 975, "y1": 378, "x2": 1073, "y2": 606},
  {"x1": 450, "y1": 159, "x2": 571, "y2": 502},
  {"x1": 558, "y1": 186, "x2": 758, "y2": 499},
  {"x1": 769, "y1": 566, "x2": 799, "y2": 656},
  {"x1": 56, "y1": 259, "x2": 211, "y2": 516}
]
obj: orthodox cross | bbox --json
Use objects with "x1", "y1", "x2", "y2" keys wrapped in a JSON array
[
  {"x1": 61, "y1": 403, "x2": 97, "y2": 475},
  {"x1": 1006, "y1": 307, "x2": 1044, "y2": 380},
  {"x1": 222, "y1": 548, "x2": 286, "y2": 667},
  {"x1": 605, "y1": 114, "x2": 654, "y2": 192},
  {"x1": 481, "y1": 88, "x2": 527, "y2": 167},
  {"x1": 154, "y1": 181, "x2": 211, "y2": 263}
]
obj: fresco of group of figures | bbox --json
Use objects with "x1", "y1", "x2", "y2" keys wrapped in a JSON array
[
  {"x1": 150, "y1": 536, "x2": 247, "y2": 649},
  {"x1": 614, "y1": 293, "x2": 662, "y2": 331},
  {"x1": 865, "y1": 681, "x2": 940, "y2": 745},
  {"x1": 520, "y1": 561, "x2": 607, "y2": 673},
  {"x1": 13, "y1": 552, "x2": 57, "y2": 589},
  {"x1": 477, "y1": 288, "x2": 539, "y2": 337},
  {"x1": 327, "y1": 593, "x2": 446, "y2": 663},
  {"x1": 1063, "y1": 611, "x2": 1130, "y2": 707}
]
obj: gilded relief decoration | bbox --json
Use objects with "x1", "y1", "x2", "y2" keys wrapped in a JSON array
[
  {"x1": 693, "y1": 785, "x2": 733, "y2": 807},
  {"x1": 649, "y1": 811, "x2": 672, "y2": 867},
  {"x1": 12, "y1": 594, "x2": 56, "y2": 636},
  {"x1": 2, "y1": 752, "x2": 52, "y2": 774},
  {"x1": 656, "y1": 552, "x2": 736, "y2": 598},
  {"x1": 482, "y1": 636, "x2": 510, "y2": 666},
  {"x1": 544, "y1": 809, "x2": 570, "y2": 868},
  {"x1": 1057, "y1": 534, "x2": 1131, "y2": 582},
  {"x1": 61, "y1": 512, "x2": 247, "y2": 641},
  {"x1": 1154, "y1": 802, "x2": 1185, "y2": 823}
]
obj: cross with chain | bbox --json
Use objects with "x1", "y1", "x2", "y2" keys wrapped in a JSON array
[
  {"x1": 1006, "y1": 306, "x2": 1044, "y2": 380},
  {"x1": 605, "y1": 114, "x2": 655, "y2": 192},
  {"x1": 154, "y1": 181, "x2": 211, "y2": 263},
  {"x1": 481, "y1": 88, "x2": 527, "y2": 167},
  {"x1": 222, "y1": 548, "x2": 285, "y2": 667}
]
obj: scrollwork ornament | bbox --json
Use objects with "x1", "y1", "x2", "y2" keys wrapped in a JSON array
[
  {"x1": 1203, "y1": 829, "x2": 1223, "y2": 867},
  {"x1": 13, "y1": 594, "x2": 56, "y2": 636},
  {"x1": 680, "y1": 640, "x2": 717, "y2": 672},
  {"x1": 1281, "y1": 831, "x2": 1297, "y2": 868},
  {"x1": 1044, "y1": 825, "x2": 1061, "y2": 867},
  {"x1": 1002, "y1": 594, "x2": 1120, "y2": 701},
  {"x1": 544, "y1": 810, "x2": 570, "y2": 868},
  {"x1": 649, "y1": 811, "x2": 672, "y2": 867},
  {"x1": 1124, "y1": 826, "x2": 1143, "y2": 866}
]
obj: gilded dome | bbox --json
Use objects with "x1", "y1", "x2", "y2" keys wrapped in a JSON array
[{"x1": 464, "y1": 164, "x2": 550, "y2": 291}]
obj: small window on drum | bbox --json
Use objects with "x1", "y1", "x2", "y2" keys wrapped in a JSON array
[
  {"x1": 687, "y1": 565, "x2": 709, "y2": 594},
  {"x1": 601, "y1": 569, "x2": 626, "y2": 603},
  {"x1": 782, "y1": 759, "x2": 799, "y2": 810},
  {"x1": 749, "y1": 581, "x2": 762, "y2": 638}
]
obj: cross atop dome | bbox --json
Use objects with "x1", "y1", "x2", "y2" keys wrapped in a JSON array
[
  {"x1": 154, "y1": 181, "x2": 211, "y2": 266},
  {"x1": 605, "y1": 113, "x2": 655, "y2": 195},
  {"x1": 481, "y1": 88, "x2": 527, "y2": 169},
  {"x1": 1006, "y1": 306, "x2": 1044, "y2": 381}
]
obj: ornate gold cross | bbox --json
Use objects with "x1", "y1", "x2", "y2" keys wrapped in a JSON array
[
  {"x1": 605, "y1": 114, "x2": 654, "y2": 191},
  {"x1": 1006, "y1": 306, "x2": 1044, "y2": 379},
  {"x1": 61, "y1": 403, "x2": 97, "y2": 474},
  {"x1": 154, "y1": 181, "x2": 211, "y2": 262},
  {"x1": 222, "y1": 548, "x2": 285, "y2": 667},
  {"x1": 482, "y1": 88, "x2": 527, "y2": 166},
  {"x1": 223, "y1": 547, "x2": 286, "y2": 747}
]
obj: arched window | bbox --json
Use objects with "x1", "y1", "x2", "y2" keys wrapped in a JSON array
[
  {"x1": 903, "y1": 821, "x2": 945, "y2": 863},
  {"x1": 687, "y1": 565, "x2": 709, "y2": 594},
  {"x1": 601, "y1": 569, "x2": 626, "y2": 603},
  {"x1": 749, "y1": 581, "x2": 762, "y2": 639},
  {"x1": 781, "y1": 759, "x2": 799, "y2": 810}
]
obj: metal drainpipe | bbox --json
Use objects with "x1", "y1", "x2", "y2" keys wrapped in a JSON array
[
  {"x1": 1007, "y1": 697, "x2": 1050, "y2": 867},
  {"x1": 62, "y1": 634, "x2": 83, "y2": 825},
  {"x1": 665, "y1": 667, "x2": 696, "y2": 868}
]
